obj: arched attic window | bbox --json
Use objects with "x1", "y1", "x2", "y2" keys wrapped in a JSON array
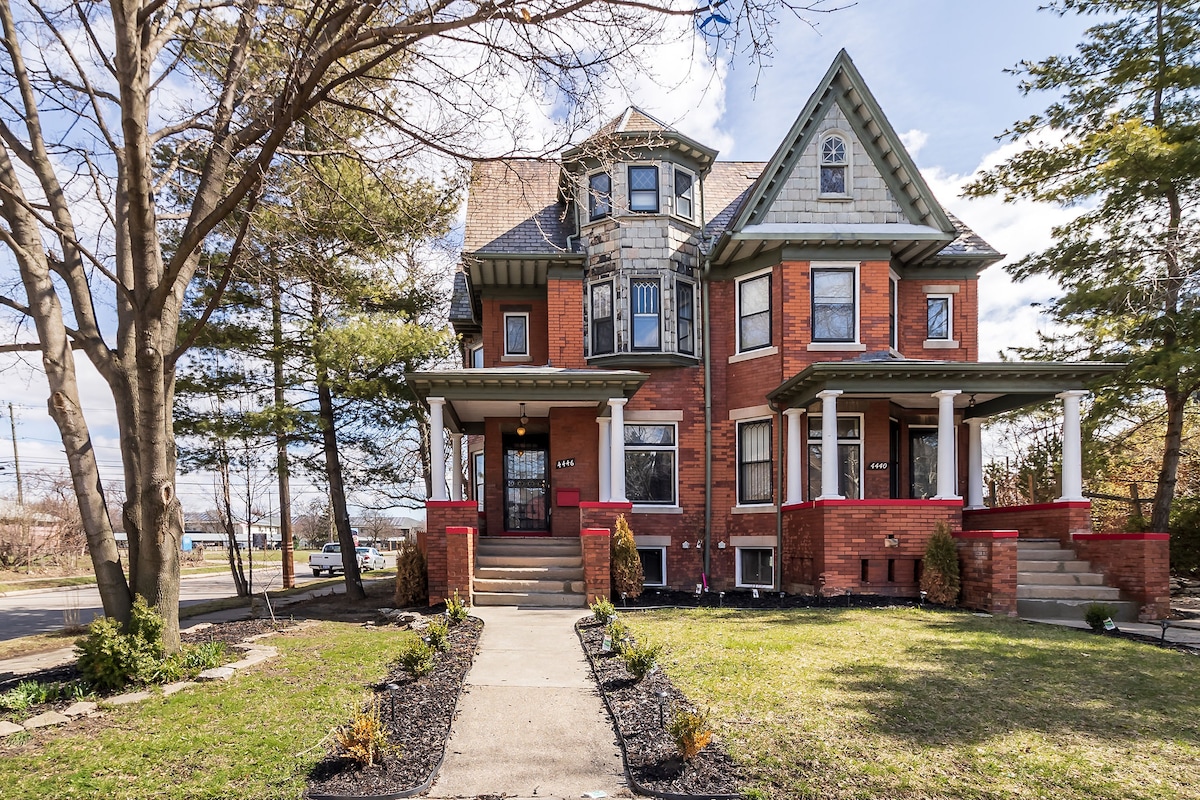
[{"x1": 820, "y1": 133, "x2": 849, "y2": 196}]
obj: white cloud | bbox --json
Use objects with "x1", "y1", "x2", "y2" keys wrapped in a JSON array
[{"x1": 899, "y1": 129, "x2": 928, "y2": 159}]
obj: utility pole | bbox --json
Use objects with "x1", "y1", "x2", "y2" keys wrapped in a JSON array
[{"x1": 8, "y1": 403, "x2": 23, "y2": 505}]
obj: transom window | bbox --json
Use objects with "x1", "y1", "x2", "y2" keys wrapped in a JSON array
[
  {"x1": 812, "y1": 267, "x2": 855, "y2": 342},
  {"x1": 677, "y1": 280, "x2": 695, "y2": 355},
  {"x1": 503, "y1": 313, "x2": 528, "y2": 357},
  {"x1": 631, "y1": 279, "x2": 661, "y2": 350},
  {"x1": 807, "y1": 414, "x2": 863, "y2": 500},
  {"x1": 738, "y1": 272, "x2": 772, "y2": 352},
  {"x1": 628, "y1": 165, "x2": 659, "y2": 212},
  {"x1": 674, "y1": 168, "x2": 694, "y2": 219},
  {"x1": 820, "y1": 133, "x2": 848, "y2": 195},
  {"x1": 927, "y1": 295, "x2": 952, "y2": 340},
  {"x1": 625, "y1": 423, "x2": 676, "y2": 505},
  {"x1": 588, "y1": 172, "x2": 611, "y2": 220},
  {"x1": 738, "y1": 419, "x2": 773, "y2": 505},
  {"x1": 736, "y1": 547, "x2": 774, "y2": 589},
  {"x1": 590, "y1": 282, "x2": 614, "y2": 355}
]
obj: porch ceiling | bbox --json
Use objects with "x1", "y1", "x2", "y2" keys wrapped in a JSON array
[{"x1": 768, "y1": 360, "x2": 1124, "y2": 417}]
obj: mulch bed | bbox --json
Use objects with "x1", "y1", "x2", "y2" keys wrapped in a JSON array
[
  {"x1": 577, "y1": 618, "x2": 743, "y2": 799},
  {"x1": 306, "y1": 616, "x2": 482, "y2": 799}
]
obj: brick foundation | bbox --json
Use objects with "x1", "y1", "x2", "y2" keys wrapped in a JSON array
[
  {"x1": 1072, "y1": 532, "x2": 1171, "y2": 620},
  {"x1": 581, "y1": 527, "x2": 612, "y2": 604},
  {"x1": 425, "y1": 500, "x2": 478, "y2": 605},
  {"x1": 962, "y1": 501, "x2": 1092, "y2": 547},
  {"x1": 953, "y1": 530, "x2": 1018, "y2": 616}
]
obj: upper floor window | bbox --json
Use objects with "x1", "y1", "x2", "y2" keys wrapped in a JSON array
[
  {"x1": 628, "y1": 165, "x2": 659, "y2": 212},
  {"x1": 588, "y1": 172, "x2": 611, "y2": 220},
  {"x1": 820, "y1": 133, "x2": 849, "y2": 195},
  {"x1": 625, "y1": 423, "x2": 676, "y2": 505},
  {"x1": 738, "y1": 271, "x2": 772, "y2": 352},
  {"x1": 674, "y1": 168, "x2": 694, "y2": 219},
  {"x1": 631, "y1": 279, "x2": 661, "y2": 350},
  {"x1": 469, "y1": 343, "x2": 484, "y2": 368},
  {"x1": 677, "y1": 280, "x2": 695, "y2": 355},
  {"x1": 812, "y1": 267, "x2": 855, "y2": 343},
  {"x1": 504, "y1": 312, "x2": 528, "y2": 357},
  {"x1": 590, "y1": 281, "x2": 614, "y2": 355},
  {"x1": 926, "y1": 295, "x2": 952, "y2": 340},
  {"x1": 889, "y1": 275, "x2": 898, "y2": 350},
  {"x1": 738, "y1": 419, "x2": 773, "y2": 505}
]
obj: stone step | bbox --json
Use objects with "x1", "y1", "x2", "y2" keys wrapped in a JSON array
[
  {"x1": 1017, "y1": 598, "x2": 1140, "y2": 623},
  {"x1": 1018, "y1": 560, "x2": 1093, "y2": 573},
  {"x1": 476, "y1": 555, "x2": 582, "y2": 568},
  {"x1": 1015, "y1": 548, "x2": 1077, "y2": 561},
  {"x1": 1017, "y1": 571, "x2": 1105, "y2": 586},
  {"x1": 473, "y1": 578, "x2": 587, "y2": 594},
  {"x1": 1017, "y1": 584, "x2": 1122, "y2": 600},
  {"x1": 477, "y1": 538, "x2": 582, "y2": 558},
  {"x1": 1016, "y1": 539, "x2": 1065, "y2": 550},
  {"x1": 474, "y1": 566, "x2": 584, "y2": 581},
  {"x1": 472, "y1": 591, "x2": 587, "y2": 608}
]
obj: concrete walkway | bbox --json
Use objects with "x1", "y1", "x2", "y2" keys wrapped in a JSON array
[
  {"x1": 429, "y1": 605, "x2": 630, "y2": 800},
  {"x1": 1025, "y1": 616, "x2": 1200, "y2": 645}
]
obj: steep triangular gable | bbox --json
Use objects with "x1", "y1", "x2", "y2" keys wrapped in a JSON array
[{"x1": 731, "y1": 50, "x2": 955, "y2": 235}]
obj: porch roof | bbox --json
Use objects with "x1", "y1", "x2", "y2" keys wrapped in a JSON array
[{"x1": 767, "y1": 360, "x2": 1124, "y2": 418}]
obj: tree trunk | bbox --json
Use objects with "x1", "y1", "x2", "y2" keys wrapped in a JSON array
[
  {"x1": 219, "y1": 447, "x2": 249, "y2": 597},
  {"x1": 1151, "y1": 386, "x2": 1185, "y2": 532},
  {"x1": 273, "y1": 278, "x2": 295, "y2": 589}
]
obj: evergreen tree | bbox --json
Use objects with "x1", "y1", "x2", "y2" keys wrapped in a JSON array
[{"x1": 611, "y1": 514, "x2": 644, "y2": 600}]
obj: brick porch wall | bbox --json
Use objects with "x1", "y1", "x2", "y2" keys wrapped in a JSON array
[
  {"x1": 581, "y1": 527, "x2": 612, "y2": 604},
  {"x1": 580, "y1": 501, "x2": 633, "y2": 535},
  {"x1": 1073, "y1": 532, "x2": 1171, "y2": 620},
  {"x1": 954, "y1": 530, "x2": 1018, "y2": 616},
  {"x1": 782, "y1": 499, "x2": 963, "y2": 596},
  {"x1": 424, "y1": 500, "x2": 478, "y2": 605},
  {"x1": 962, "y1": 501, "x2": 1092, "y2": 547},
  {"x1": 445, "y1": 526, "x2": 478, "y2": 606}
]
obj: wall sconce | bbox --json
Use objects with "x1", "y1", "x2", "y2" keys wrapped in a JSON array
[
  {"x1": 885, "y1": 535, "x2": 899, "y2": 548},
  {"x1": 516, "y1": 403, "x2": 528, "y2": 437}
]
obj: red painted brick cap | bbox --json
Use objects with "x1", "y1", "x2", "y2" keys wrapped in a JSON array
[
  {"x1": 426, "y1": 500, "x2": 478, "y2": 509},
  {"x1": 581, "y1": 528, "x2": 612, "y2": 537},
  {"x1": 579, "y1": 501, "x2": 634, "y2": 510},
  {"x1": 953, "y1": 530, "x2": 1019, "y2": 539},
  {"x1": 446, "y1": 526, "x2": 476, "y2": 535}
]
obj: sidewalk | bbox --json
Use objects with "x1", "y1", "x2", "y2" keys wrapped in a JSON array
[
  {"x1": 1024, "y1": 616, "x2": 1200, "y2": 646},
  {"x1": 428, "y1": 605, "x2": 630, "y2": 800}
]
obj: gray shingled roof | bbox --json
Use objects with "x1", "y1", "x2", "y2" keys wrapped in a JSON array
[
  {"x1": 930, "y1": 211, "x2": 1004, "y2": 261},
  {"x1": 590, "y1": 107, "x2": 671, "y2": 138},
  {"x1": 448, "y1": 271, "x2": 476, "y2": 327},
  {"x1": 463, "y1": 160, "x2": 573, "y2": 255},
  {"x1": 703, "y1": 161, "x2": 761, "y2": 240}
]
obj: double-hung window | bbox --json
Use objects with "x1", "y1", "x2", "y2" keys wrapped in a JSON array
[
  {"x1": 926, "y1": 295, "x2": 952, "y2": 340},
  {"x1": 630, "y1": 279, "x2": 661, "y2": 350},
  {"x1": 677, "y1": 279, "x2": 695, "y2": 355},
  {"x1": 628, "y1": 165, "x2": 659, "y2": 212},
  {"x1": 504, "y1": 312, "x2": 529, "y2": 357},
  {"x1": 737, "y1": 419, "x2": 772, "y2": 505},
  {"x1": 588, "y1": 172, "x2": 611, "y2": 220},
  {"x1": 807, "y1": 414, "x2": 863, "y2": 500},
  {"x1": 812, "y1": 267, "x2": 855, "y2": 342},
  {"x1": 738, "y1": 272, "x2": 771, "y2": 351},
  {"x1": 820, "y1": 133, "x2": 849, "y2": 195},
  {"x1": 625, "y1": 423, "x2": 676, "y2": 505},
  {"x1": 674, "y1": 168, "x2": 694, "y2": 219},
  {"x1": 590, "y1": 282, "x2": 615, "y2": 355}
]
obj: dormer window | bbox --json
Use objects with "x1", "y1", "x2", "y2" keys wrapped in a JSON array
[
  {"x1": 820, "y1": 134, "x2": 848, "y2": 195},
  {"x1": 588, "y1": 172, "x2": 611, "y2": 220},
  {"x1": 628, "y1": 165, "x2": 659, "y2": 212},
  {"x1": 674, "y1": 168, "x2": 694, "y2": 220}
]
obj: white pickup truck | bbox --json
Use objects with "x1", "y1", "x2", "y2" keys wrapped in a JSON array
[{"x1": 309, "y1": 544, "x2": 386, "y2": 576}]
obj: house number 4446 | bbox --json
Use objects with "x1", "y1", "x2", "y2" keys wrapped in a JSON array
[{"x1": 556, "y1": 459, "x2": 576, "y2": 469}]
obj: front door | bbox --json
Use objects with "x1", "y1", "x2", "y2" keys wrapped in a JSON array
[{"x1": 503, "y1": 436, "x2": 549, "y2": 533}]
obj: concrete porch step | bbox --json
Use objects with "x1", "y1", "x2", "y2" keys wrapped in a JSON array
[
  {"x1": 1018, "y1": 598, "x2": 1140, "y2": 623},
  {"x1": 475, "y1": 566, "x2": 584, "y2": 581},
  {"x1": 1017, "y1": 570, "x2": 1105, "y2": 586},
  {"x1": 477, "y1": 536, "x2": 582, "y2": 555},
  {"x1": 1015, "y1": 548, "x2": 1077, "y2": 561},
  {"x1": 472, "y1": 590, "x2": 587, "y2": 608},
  {"x1": 476, "y1": 554, "x2": 582, "y2": 568},
  {"x1": 1018, "y1": 559, "x2": 1094, "y2": 573},
  {"x1": 1016, "y1": 538, "x2": 1066, "y2": 550},
  {"x1": 1017, "y1": 584, "x2": 1122, "y2": 600},
  {"x1": 474, "y1": 578, "x2": 587, "y2": 594}
]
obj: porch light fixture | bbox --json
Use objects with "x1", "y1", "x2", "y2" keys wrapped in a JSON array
[{"x1": 516, "y1": 403, "x2": 529, "y2": 437}]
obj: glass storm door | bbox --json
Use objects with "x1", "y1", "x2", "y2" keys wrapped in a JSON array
[
  {"x1": 909, "y1": 428, "x2": 938, "y2": 499},
  {"x1": 504, "y1": 437, "x2": 549, "y2": 532}
]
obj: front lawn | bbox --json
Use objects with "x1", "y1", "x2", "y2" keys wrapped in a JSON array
[{"x1": 626, "y1": 608, "x2": 1200, "y2": 800}]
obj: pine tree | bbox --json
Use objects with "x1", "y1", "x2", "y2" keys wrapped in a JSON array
[{"x1": 920, "y1": 522, "x2": 960, "y2": 606}]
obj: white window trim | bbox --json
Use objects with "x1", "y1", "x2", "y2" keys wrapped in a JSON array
[
  {"x1": 468, "y1": 343, "x2": 483, "y2": 369},
  {"x1": 625, "y1": 421, "x2": 678, "y2": 507},
  {"x1": 471, "y1": 450, "x2": 485, "y2": 512},
  {"x1": 810, "y1": 261, "x2": 860, "y2": 346},
  {"x1": 889, "y1": 269, "x2": 901, "y2": 354},
  {"x1": 502, "y1": 312, "x2": 530, "y2": 358},
  {"x1": 736, "y1": 416, "x2": 774, "y2": 507},
  {"x1": 729, "y1": 404, "x2": 773, "y2": 421},
  {"x1": 636, "y1": 546, "x2": 668, "y2": 587},
  {"x1": 735, "y1": 546, "x2": 776, "y2": 589},
  {"x1": 806, "y1": 411, "x2": 865, "y2": 501},
  {"x1": 671, "y1": 165, "x2": 697, "y2": 221},
  {"x1": 729, "y1": 345, "x2": 778, "y2": 364},
  {"x1": 818, "y1": 130, "x2": 852, "y2": 199},
  {"x1": 735, "y1": 266, "x2": 773, "y2": 354},
  {"x1": 925, "y1": 293, "x2": 954, "y2": 342}
]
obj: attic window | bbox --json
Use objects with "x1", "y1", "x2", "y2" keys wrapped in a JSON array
[{"x1": 820, "y1": 134, "x2": 848, "y2": 195}]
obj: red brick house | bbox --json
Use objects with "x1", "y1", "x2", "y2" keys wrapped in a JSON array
[{"x1": 410, "y1": 51, "x2": 1169, "y2": 620}]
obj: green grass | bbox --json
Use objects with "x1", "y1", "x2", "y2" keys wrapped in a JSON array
[
  {"x1": 0, "y1": 621, "x2": 417, "y2": 799},
  {"x1": 626, "y1": 608, "x2": 1200, "y2": 800}
]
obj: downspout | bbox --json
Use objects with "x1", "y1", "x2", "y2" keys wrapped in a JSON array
[
  {"x1": 772, "y1": 400, "x2": 784, "y2": 593},
  {"x1": 701, "y1": 177, "x2": 713, "y2": 579}
]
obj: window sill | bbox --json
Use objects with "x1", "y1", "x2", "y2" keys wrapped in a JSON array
[
  {"x1": 732, "y1": 504, "x2": 777, "y2": 514},
  {"x1": 588, "y1": 352, "x2": 699, "y2": 368},
  {"x1": 631, "y1": 505, "x2": 684, "y2": 515},
  {"x1": 501, "y1": 354, "x2": 532, "y2": 362},
  {"x1": 735, "y1": 582, "x2": 775, "y2": 590},
  {"x1": 729, "y1": 345, "x2": 778, "y2": 364},
  {"x1": 817, "y1": 194, "x2": 852, "y2": 202},
  {"x1": 807, "y1": 342, "x2": 867, "y2": 352},
  {"x1": 923, "y1": 339, "x2": 959, "y2": 349}
]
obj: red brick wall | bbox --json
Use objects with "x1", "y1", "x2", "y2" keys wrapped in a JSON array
[
  {"x1": 896, "y1": 278, "x2": 976, "y2": 360},
  {"x1": 581, "y1": 527, "x2": 612, "y2": 604},
  {"x1": 1073, "y1": 533, "x2": 1171, "y2": 620},
  {"x1": 481, "y1": 296, "x2": 549, "y2": 366},
  {"x1": 546, "y1": 278, "x2": 585, "y2": 368},
  {"x1": 954, "y1": 530, "x2": 1018, "y2": 616},
  {"x1": 580, "y1": 502, "x2": 633, "y2": 534},
  {"x1": 424, "y1": 500, "x2": 477, "y2": 604},
  {"x1": 444, "y1": 526, "x2": 478, "y2": 606},
  {"x1": 859, "y1": 260, "x2": 891, "y2": 352},
  {"x1": 548, "y1": 407, "x2": 599, "y2": 536},
  {"x1": 962, "y1": 502, "x2": 1092, "y2": 546}
]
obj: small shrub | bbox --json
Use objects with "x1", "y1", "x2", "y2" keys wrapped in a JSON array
[
  {"x1": 621, "y1": 640, "x2": 663, "y2": 682},
  {"x1": 181, "y1": 641, "x2": 229, "y2": 675},
  {"x1": 445, "y1": 589, "x2": 469, "y2": 625},
  {"x1": 606, "y1": 618, "x2": 631, "y2": 653},
  {"x1": 920, "y1": 521, "x2": 960, "y2": 606},
  {"x1": 611, "y1": 514, "x2": 644, "y2": 600},
  {"x1": 393, "y1": 543, "x2": 428, "y2": 607},
  {"x1": 1, "y1": 680, "x2": 51, "y2": 713},
  {"x1": 333, "y1": 698, "x2": 392, "y2": 766},
  {"x1": 75, "y1": 595, "x2": 166, "y2": 691},
  {"x1": 398, "y1": 640, "x2": 436, "y2": 678},
  {"x1": 590, "y1": 596, "x2": 616, "y2": 623},
  {"x1": 668, "y1": 707, "x2": 713, "y2": 760},
  {"x1": 1085, "y1": 603, "x2": 1116, "y2": 631},
  {"x1": 426, "y1": 616, "x2": 450, "y2": 651}
]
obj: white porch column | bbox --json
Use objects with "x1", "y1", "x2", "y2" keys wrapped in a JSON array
[
  {"x1": 1057, "y1": 390, "x2": 1088, "y2": 502},
  {"x1": 816, "y1": 390, "x2": 843, "y2": 500},
  {"x1": 597, "y1": 416, "x2": 612, "y2": 503},
  {"x1": 450, "y1": 433, "x2": 464, "y2": 501},
  {"x1": 784, "y1": 408, "x2": 805, "y2": 506},
  {"x1": 608, "y1": 398, "x2": 627, "y2": 503},
  {"x1": 965, "y1": 417, "x2": 985, "y2": 509},
  {"x1": 933, "y1": 390, "x2": 961, "y2": 500},
  {"x1": 428, "y1": 397, "x2": 447, "y2": 501}
]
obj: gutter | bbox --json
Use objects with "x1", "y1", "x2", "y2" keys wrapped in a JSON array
[{"x1": 701, "y1": 180, "x2": 713, "y2": 580}]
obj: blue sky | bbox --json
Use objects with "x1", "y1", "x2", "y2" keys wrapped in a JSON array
[{"x1": 0, "y1": 1, "x2": 1097, "y2": 506}]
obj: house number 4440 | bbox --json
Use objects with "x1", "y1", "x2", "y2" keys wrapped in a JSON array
[{"x1": 868, "y1": 461, "x2": 889, "y2": 470}]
